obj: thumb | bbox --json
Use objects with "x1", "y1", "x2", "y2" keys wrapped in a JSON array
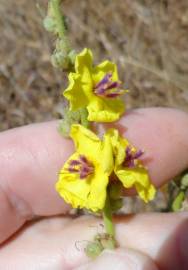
[{"x1": 76, "y1": 248, "x2": 158, "y2": 270}]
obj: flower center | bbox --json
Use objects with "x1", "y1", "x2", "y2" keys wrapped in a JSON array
[
  {"x1": 93, "y1": 72, "x2": 125, "y2": 98},
  {"x1": 123, "y1": 147, "x2": 143, "y2": 168},
  {"x1": 68, "y1": 155, "x2": 94, "y2": 179}
]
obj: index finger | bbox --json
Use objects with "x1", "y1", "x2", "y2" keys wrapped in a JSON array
[{"x1": 0, "y1": 107, "x2": 188, "y2": 244}]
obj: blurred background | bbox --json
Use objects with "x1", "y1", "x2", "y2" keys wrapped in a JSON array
[{"x1": 0, "y1": 0, "x2": 188, "y2": 132}]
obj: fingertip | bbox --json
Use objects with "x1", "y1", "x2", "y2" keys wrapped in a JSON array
[{"x1": 115, "y1": 108, "x2": 188, "y2": 187}]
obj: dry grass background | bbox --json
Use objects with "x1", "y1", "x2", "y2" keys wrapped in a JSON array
[{"x1": 0, "y1": 0, "x2": 188, "y2": 132}]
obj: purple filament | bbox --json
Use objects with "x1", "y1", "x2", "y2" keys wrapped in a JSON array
[
  {"x1": 124, "y1": 147, "x2": 144, "y2": 168},
  {"x1": 94, "y1": 72, "x2": 124, "y2": 98},
  {"x1": 68, "y1": 155, "x2": 94, "y2": 179}
]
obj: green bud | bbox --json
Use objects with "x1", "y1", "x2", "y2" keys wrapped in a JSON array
[
  {"x1": 85, "y1": 240, "x2": 104, "y2": 259},
  {"x1": 58, "y1": 119, "x2": 70, "y2": 138},
  {"x1": 66, "y1": 109, "x2": 81, "y2": 122},
  {"x1": 51, "y1": 51, "x2": 70, "y2": 69},
  {"x1": 181, "y1": 173, "x2": 188, "y2": 189},
  {"x1": 58, "y1": 109, "x2": 82, "y2": 137},
  {"x1": 56, "y1": 39, "x2": 68, "y2": 52},
  {"x1": 79, "y1": 108, "x2": 90, "y2": 128},
  {"x1": 68, "y1": 50, "x2": 76, "y2": 65},
  {"x1": 172, "y1": 191, "x2": 185, "y2": 212},
  {"x1": 43, "y1": 16, "x2": 57, "y2": 33}
]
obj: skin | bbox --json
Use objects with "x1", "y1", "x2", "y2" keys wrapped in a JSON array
[{"x1": 0, "y1": 107, "x2": 188, "y2": 269}]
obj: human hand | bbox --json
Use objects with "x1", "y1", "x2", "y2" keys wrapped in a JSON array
[{"x1": 0, "y1": 108, "x2": 188, "y2": 270}]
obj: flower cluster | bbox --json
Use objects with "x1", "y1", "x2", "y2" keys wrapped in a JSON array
[
  {"x1": 44, "y1": 1, "x2": 156, "y2": 256},
  {"x1": 56, "y1": 125, "x2": 156, "y2": 212}
]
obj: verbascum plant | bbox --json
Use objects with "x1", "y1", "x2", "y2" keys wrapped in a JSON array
[{"x1": 43, "y1": 0, "x2": 156, "y2": 258}]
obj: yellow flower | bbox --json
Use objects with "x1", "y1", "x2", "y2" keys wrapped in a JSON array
[
  {"x1": 63, "y1": 48, "x2": 127, "y2": 122},
  {"x1": 107, "y1": 129, "x2": 156, "y2": 202},
  {"x1": 56, "y1": 124, "x2": 114, "y2": 212}
]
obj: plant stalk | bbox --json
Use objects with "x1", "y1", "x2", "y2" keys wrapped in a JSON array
[
  {"x1": 51, "y1": 0, "x2": 70, "y2": 51},
  {"x1": 102, "y1": 195, "x2": 116, "y2": 249}
]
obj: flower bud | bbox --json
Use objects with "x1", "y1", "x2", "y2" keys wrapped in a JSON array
[{"x1": 43, "y1": 16, "x2": 57, "y2": 33}]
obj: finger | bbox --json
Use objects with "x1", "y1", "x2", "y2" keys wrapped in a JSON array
[
  {"x1": 115, "y1": 212, "x2": 188, "y2": 270},
  {"x1": 75, "y1": 248, "x2": 158, "y2": 270},
  {"x1": 0, "y1": 108, "x2": 188, "y2": 244},
  {"x1": 0, "y1": 213, "x2": 187, "y2": 270},
  {"x1": 105, "y1": 107, "x2": 188, "y2": 187},
  {"x1": 0, "y1": 121, "x2": 73, "y2": 243}
]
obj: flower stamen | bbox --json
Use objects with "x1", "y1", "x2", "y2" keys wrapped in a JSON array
[
  {"x1": 68, "y1": 155, "x2": 94, "y2": 179},
  {"x1": 123, "y1": 147, "x2": 144, "y2": 168},
  {"x1": 94, "y1": 72, "x2": 125, "y2": 98}
]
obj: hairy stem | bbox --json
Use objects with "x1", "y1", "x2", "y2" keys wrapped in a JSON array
[
  {"x1": 80, "y1": 108, "x2": 90, "y2": 128},
  {"x1": 102, "y1": 195, "x2": 116, "y2": 249},
  {"x1": 51, "y1": 0, "x2": 70, "y2": 51}
]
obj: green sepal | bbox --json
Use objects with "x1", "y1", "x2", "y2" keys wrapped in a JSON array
[
  {"x1": 58, "y1": 108, "x2": 81, "y2": 137},
  {"x1": 79, "y1": 108, "x2": 90, "y2": 128}
]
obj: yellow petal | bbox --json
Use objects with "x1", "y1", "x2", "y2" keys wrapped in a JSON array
[
  {"x1": 63, "y1": 73, "x2": 88, "y2": 110},
  {"x1": 87, "y1": 164, "x2": 109, "y2": 211},
  {"x1": 63, "y1": 49, "x2": 94, "y2": 111},
  {"x1": 92, "y1": 60, "x2": 118, "y2": 84},
  {"x1": 79, "y1": 65, "x2": 94, "y2": 99},
  {"x1": 56, "y1": 173, "x2": 90, "y2": 209},
  {"x1": 87, "y1": 97, "x2": 125, "y2": 122},
  {"x1": 115, "y1": 166, "x2": 156, "y2": 202},
  {"x1": 75, "y1": 48, "x2": 93, "y2": 74},
  {"x1": 106, "y1": 129, "x2": 129, "y2": 166},
  {"x1": 135, "y1": 182, "x2": 156, "y2": 203},
  {"x1": 56, "y1": 153, "x2": 108, "y2": 212},
  {"x1": 70, "y1": 124, "x2": 102, "y2": 159},
  {"x1": 55, "y1": 153, "x2": 90, "y2": 208},
  {"x1": 101, "y1": 133, "x2": 114, "y2": 174}
]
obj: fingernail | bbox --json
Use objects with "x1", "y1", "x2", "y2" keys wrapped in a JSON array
[{"x1": 178, "y1": 219, "x2": 188, "y2": 269}]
